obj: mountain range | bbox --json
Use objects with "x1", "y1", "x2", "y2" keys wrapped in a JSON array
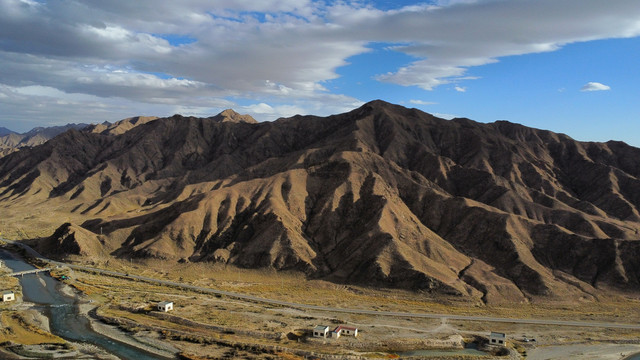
[
  {"x1": 0, "y1": 127, "x2": 16, "y2": 137},
  {"x1": 0, "y1": 123, "x2": 90, "y2": 157},
  {"x1": 1, "y1": 100, "x2": 639, "y2": 304},
  {"x1": 0, "y1": 116, "x2": 162, "y2": 158}
]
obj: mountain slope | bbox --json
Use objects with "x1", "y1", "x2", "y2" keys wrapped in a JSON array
[
  {"x1": 0, "y1": 127, "x2": 16, "y2": 137},
  {"x1": 85, "y1": 116, "x2": 159, "y2": 136},
  {"x1": 0, "y1": 123, "x2": 90, "y2": 158},
  {"x1": 1, "y1": 101, "x2": 639, "y2": 303}
]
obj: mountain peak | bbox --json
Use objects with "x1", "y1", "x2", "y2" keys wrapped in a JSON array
[
  {"x1": 0, "y1": 126, "x2": 17, "y2": 137},
  {"x1": 364, "y1": 99, "x2": 393, "y2": 107},
  {"x1": 86, "y1": 116, "x2": 158, "y2": 135},
  {"x1": 210, "y1": 109, "x2": 257, "y2": 124},
  {"x1": 3, "y1": 101, "x2": 640, "y2": 303}
]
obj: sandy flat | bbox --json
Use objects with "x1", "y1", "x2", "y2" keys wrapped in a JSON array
[
  {"x1": 528, "y1": 344, "x2": 640, "y2": 360},
  {"x1": 78, "y1": 302, "x2": 180, "y2": 358}
]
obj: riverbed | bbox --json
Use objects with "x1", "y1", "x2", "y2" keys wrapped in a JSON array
[
  {"x1": 526, "y1": 343, "x2": 640, "y2": 360},
  {"x1": 396, "y1": 347, "x2": 487, "y2": 357},
  {"x1": 0, "y1": 249, "x2": 176, "y2": 360}
]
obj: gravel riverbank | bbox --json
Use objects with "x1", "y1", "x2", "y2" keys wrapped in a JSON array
[
  {"x1": 79, "y1": 302, "x2": 180, "y2": 358},
  {"x1": 527, "y1": 343, "x2": 640, "y2": 360}
]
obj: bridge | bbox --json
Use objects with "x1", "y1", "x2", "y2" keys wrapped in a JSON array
[{"x1": 5, "y1": 268, "x2": 53, "y2": 277}]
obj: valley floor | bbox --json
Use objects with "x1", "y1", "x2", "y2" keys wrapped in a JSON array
[
  {"x1": 2, "y1": 241, "x2": 640, "y2": 359},
  {"x1": 527, "y1": 344, "x2": 640, "y2": 360}
]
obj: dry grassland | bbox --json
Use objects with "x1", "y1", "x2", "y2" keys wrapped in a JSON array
[
  {"x1": 69, "y1": 257, "x2": 640, "y2": 324},
  {"x1": 0, "y1": 274, "x2": 19, "y2": 293},
  {"x1": 1, "y1": 206, "x2": 83, "y2": 240},
  {"x1": 0, "y1": 311, "x2": 65, "y2": 345},
  {"x1": 3, "y1": 222, "x2": 640, "y2": 358},
  {"x1": 43, "y1": 257, "x2": 640, "y2": 359}
]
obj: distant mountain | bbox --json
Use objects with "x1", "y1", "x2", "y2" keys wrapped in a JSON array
[
  {"x1": 84, "y1": 116, "x2": 159, "y2": 136},
  {"x1": 0, "y1": 117, "x2": 167, "y2": 158},
  {"x1": 0, "y1": 127, "x2": 16, "y2": 137},
  {"x1": 0, "y1": 123, "x2": 90, "y2": 157},
  {"x1": 80, "y1": 110, "x2": 254, "y2": 136},
  {"x1": 209, "y1": 109, "x2": 258, "y2": 124},
  {"x1": 1, "y1": 102, "x2": 639, "y2": 304}
]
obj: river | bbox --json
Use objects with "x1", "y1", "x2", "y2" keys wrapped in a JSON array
[
  {"x1": 0, "y1": 249, "x2": 174, "y2": 360},
  {"x1": 395, "y1": 343, "x2": 487, "y2": 357}
]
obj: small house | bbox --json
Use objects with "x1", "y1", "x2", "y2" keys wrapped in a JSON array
[
  {"x1": 489, "y1": 332, "x2": 506, "y2": 346},
  {"x1": 332, "y1": 325, "x2": 358, "y2": 338},
  {"x1": 2, "y1": 291, "x2": 15, "y2": 302},
  {"x1": 157, "y1": 301, "x2": 173, "y2": 312},
  {"x1": 313, "y1": 325, "x2": 329, "y2": 338}
]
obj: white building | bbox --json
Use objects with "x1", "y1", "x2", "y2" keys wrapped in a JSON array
[
  {"x1": 157, "y1": 301, "x2": 173, "y2": 312},
  {"x1": 313, "y1": 325, "x2": 329, "y2": 338},
  {"x1": 2, "y1": 290, "x2": 15, "y2": 302},
  {"x1": 489, "y1": 332, "x2": 506, "y2": 346},
  {"x1": 331, "y1": 325, "x2": 358, "y2": 338}
]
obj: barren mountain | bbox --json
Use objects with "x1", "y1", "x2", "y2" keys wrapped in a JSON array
[
  {"x1": 85, "y1": 116, "x2": 159, "y2": 136},
  {"x1": 0, "y1": 127, "x2": 16, "y2": 137},
  {"x1": 0, "y1": 123, "x2": 90, "y2": 158},
  {"x1": 209, "y1": 109, "x2": 258, "y2": 124},
  {"x1": 1, "y1": 102, "x2": 639, "y2": 303},
  {"x1": 0, "y1": 117, "x2": 161, "y2": 158}
]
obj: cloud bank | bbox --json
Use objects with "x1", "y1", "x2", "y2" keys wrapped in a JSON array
[
  {"x1": 581, "y1": 82, "x2": 611, "y2": 92},
  {"x1": 0, "y1": 0, "x2": 639, "y2": 128}
]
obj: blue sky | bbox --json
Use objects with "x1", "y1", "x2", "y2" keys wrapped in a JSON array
[{"x1": 0, "y1": 0, "x2": 639, "y2": 146}]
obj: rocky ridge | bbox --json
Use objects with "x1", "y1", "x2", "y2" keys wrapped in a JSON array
[
  {"x1": 0, "y1": 123, "x2": 90, "y2": 157},
  {"x1": 1, "y1": 102, "x2": 639, "y2": 303}
]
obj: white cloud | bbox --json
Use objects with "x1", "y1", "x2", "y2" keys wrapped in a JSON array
[
  {"x1": 238, "y1": 98, "x2": 362, "y2": 122},
  {"x1": 5, "y1": 0, "x2": 638, "y2": 96},
  {"x1": 455, "y1": 86, "x2": 466, "y2": 93},
  {"x1": 409, "y1": 99, "x2": 436, "y2": 105},
  {"x1": 371, "y1": 0, "x2": 640, "y2": 89},
  {"x1": 580, "y1": 82, "x2": 611, "y2": 92},
  {"x1": 0, "y1": 0, "x2": 639, "y2": 129},
  {"x1": 243, "y1": 103, "x2": 275, "y2": 114},
  {"x1": 0, "y1": 83, "x2": 232, "y2": 132},
  {"x1": 433, "y1": 112, "x2": 458, "y2": 120}
]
